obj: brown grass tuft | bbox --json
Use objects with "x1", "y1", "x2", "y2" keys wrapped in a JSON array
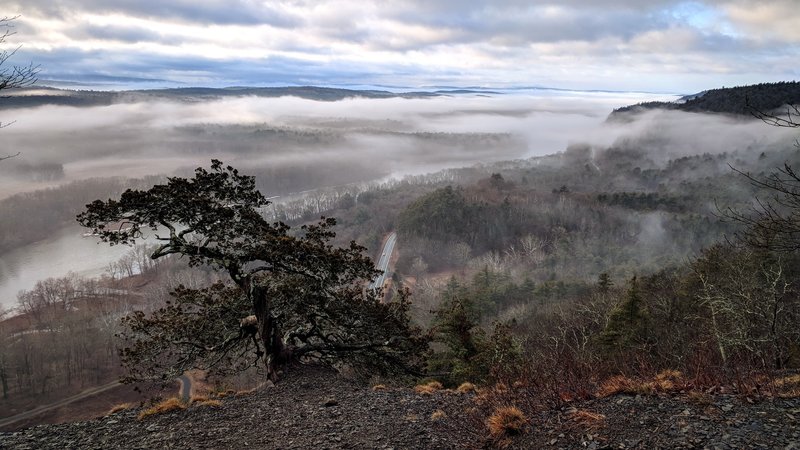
[
  {"x1": 569, "y1": 408, "x2": 606, "y2": 429},
  {"x1": 686, "y1": 391, "x2": 713, "y2": 406},
  {"x1": 430, "y1": 409, "x2": 446, "y2": 421},
  {"x1": 773, "y1": 373, "x2": 800, "y2": 398},
  {"x1": 107, "y1": 403, "x2": 133, "y2": 415},
  {"x1": 597, "y1": 371, "x2": 685, "y2": 398},
  {"x1": 414, "y1": 380, "x2": 444, "y2": 395},
  {"x1": 215, "y1": 389, "x2": 236, "y2": 398},
  {"x1": 195, "y1": 399, "x2": 222, "y2": 408},
  {"x1": 596, "y1": 375, "x2": 638, "y2": 397},
  {"x1": 137, "y1": 397, "x2": 186, "y2": 420},
  {"x1": 372, "y1": 384, "x2": 387, "y2": 391},
  {"x1": 486, "y1": 406, "x2": 528, "y2": 439},
  {"x1": 456, "y1": 382, "x2": 477, "y2": 394},
  {"x1": 190, "y1": 395, "x2": 210, "y2": 403},
  {"x1": 234, "y1": 387, "x2": 259, "y2": 397}
]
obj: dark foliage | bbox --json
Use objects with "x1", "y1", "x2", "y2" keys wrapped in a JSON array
[
  {"x1": 610, "y1": 81, "x2": 800, "y2": 119},
  {"x1": 78, "y1": 160, "x2": 428, "y2": 382}
]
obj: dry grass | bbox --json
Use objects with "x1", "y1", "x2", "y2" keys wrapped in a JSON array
[
  {"x1": 190, "y1": 395, "x2": 210, "y2": 403},
  {"x1": 456, "y1": 382, "x2": 477, "y2": 394},
  {"x1": 234, "y1": 387, "x2": 259, "y2": 397},
  {"x1": 372, "y1": 384, "x2": 387, "y2": 391},
  {"x1": 772, "y1": 373, "x2": 800, "y2": 398},
  {"x1": 652, "y1": 370, "x2": 683, "y2": 391},
  {"x1": 215, "y1": 389, "x2": 237, "y2": 398},
  {"x1": 414, "y1": 380, "x2": 444, "y2": 395},
  {"x1": 107, "y1": 402, "x2": 134, "y2": 415},
  {"x1": 597, "y1": 370, "x2": 685, "y2": 398},
  {"x1": 686, "y1": 391, "x2": 713, "y2": 406},
  {"x1": 569, "y1": 408, "x2": 606, "y2": 429},
  {"x1": 430, "y1": 409, "x2": 446, "y2": 421},
  {"x1": 486, "y1": 406, "x2": 528, "y2": 439},
  {"x1": 194, "y1": 399, "x2": 222, "y2": 408},
  {"x1": 596, "y1": 375, "x2": 638, "y2": 397},
  {"x1": 404, "y1": 413, "x2": 419, "y2": 422},
  {"x1": 137, "y1": 397, "x2": 186, "y2": 420}
]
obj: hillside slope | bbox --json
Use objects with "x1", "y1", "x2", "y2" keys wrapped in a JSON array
[
  {"x1": 2, "y1": 366, "x2": 798, "y2": 449},
  {"x1": 610, "y1": 81, "x2": 800, "y2": 119}
]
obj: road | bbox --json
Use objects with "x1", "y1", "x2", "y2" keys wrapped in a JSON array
[
  {"x1": 0, "y1": 373, "x2": 191, "y2": 430},
  {"x1": 0, "y1": 380, "x2": 121, "y2": 430},
  {"x1": 178, "y1": 374, "x2": 191, "y2": 402},
  {"x1": 368, "y1": 232, "x2": 397, "y2": 290}
]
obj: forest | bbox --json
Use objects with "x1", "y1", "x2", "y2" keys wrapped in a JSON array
[
  {"x1": 610, "y1": 81, "x2": 800, "y2": 118},
  {"x1": 2, "y1": 84, "x2": 800, "y2": 420}
]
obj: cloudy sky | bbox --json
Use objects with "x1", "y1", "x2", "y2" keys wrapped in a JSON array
[{"x1": 3, "y1": 0, "x2": 799, "y2": 92}]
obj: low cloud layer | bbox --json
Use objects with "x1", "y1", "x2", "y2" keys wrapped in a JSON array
[{"x1": 1, "y1": 90, "x2": 796, "y2": 201}]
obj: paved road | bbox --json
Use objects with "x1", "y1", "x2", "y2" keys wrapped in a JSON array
[
  {"x1": 369, "y1": 232, "x2": 397, "y2": 290},
  {"x1": 0, "y1": 380, "x2": 121, "y2": 430},
  {"x1": 178, "y1": 374, "x2": 191, "y2": 403}
]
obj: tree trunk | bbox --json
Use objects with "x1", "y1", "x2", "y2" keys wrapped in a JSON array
[
  {"x1": 0, "y1": 364, "x2": 8, "y2": 399},
  {"x1": 251, "y1": 284, "x2": 286, "y2": 382}
]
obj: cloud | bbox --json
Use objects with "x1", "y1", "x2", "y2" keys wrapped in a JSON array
[
  {"x1": 3, "y1": 0, "x2": 799, "y2": 91},
  {"x1": 9, "y1": 0, "x2": 300, "y2": 26},
  {"x1": 723, "y1": 0, "x2": 800, "y2": 43}
]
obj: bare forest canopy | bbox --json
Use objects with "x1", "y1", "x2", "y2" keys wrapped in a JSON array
[{"x1": 609, "y1": 81, "x2": 800, "y2": 119}]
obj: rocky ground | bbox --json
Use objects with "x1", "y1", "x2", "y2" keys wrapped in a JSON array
[
  {"x1": 1, "y1": 366, "x2": 798, "y2": 449},
  {"x1": 513, "y1": 392, "x2": 800, "y2": 449}
]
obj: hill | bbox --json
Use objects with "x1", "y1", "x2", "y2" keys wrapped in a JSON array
[
  {"x1": 609, "y1": 81, "x2": 800, "y2": 119},
  {"x1": 2, "y1": 365, "x2": 798, "y2": 449},
  {"x1": 0, "y1": 86, "x2": 442, "y2": 109}
]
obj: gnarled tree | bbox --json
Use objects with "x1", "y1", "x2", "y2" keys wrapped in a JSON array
[
  {"x1": 0, "y1": 15, "x2": 38, "y2": 154},
  {"x1": 78, "y1": 160, "x2": 427, "y2": 382}
]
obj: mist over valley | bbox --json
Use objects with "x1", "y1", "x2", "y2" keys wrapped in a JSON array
[{"x1": 1, "y1": 86, "x2": 798, "y2": 313}]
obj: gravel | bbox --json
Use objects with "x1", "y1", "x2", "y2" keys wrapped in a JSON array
[{"x1": 2, "y1": 367, "x2": 798, "y2": 449}]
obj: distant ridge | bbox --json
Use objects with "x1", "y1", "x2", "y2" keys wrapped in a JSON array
[
  {"x1": 609, "y1": 81, "x2": 800, "y2": 120},
  {"x1": 0, "y1": 86, "x2": 441, "y2": 109}
]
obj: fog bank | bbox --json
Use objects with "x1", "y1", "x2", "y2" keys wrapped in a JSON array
[{"x1": 0, "y1": 91, "x2": 657, "y2": 198}]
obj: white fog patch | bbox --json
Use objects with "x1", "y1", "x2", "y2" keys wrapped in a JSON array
[{"x1": 2, "y1": 90, "x2": 794, "y2": 199}]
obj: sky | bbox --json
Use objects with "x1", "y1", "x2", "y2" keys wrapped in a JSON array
[{"x1": 2, "y1": 0, "x2": 799, "y2": 93}]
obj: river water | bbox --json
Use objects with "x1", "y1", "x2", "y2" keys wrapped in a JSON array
[{"x1": 0, "y1": 226, "x2": 131, "y2": 312}]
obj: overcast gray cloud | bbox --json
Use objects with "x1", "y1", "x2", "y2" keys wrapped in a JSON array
[{"x1": 3, "y1": 0, "x2": 799, "y2": 91}]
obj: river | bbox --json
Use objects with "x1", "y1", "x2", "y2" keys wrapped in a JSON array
[{"x1": 0, "y1": 226, "x2": 131, "y2": 312}]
